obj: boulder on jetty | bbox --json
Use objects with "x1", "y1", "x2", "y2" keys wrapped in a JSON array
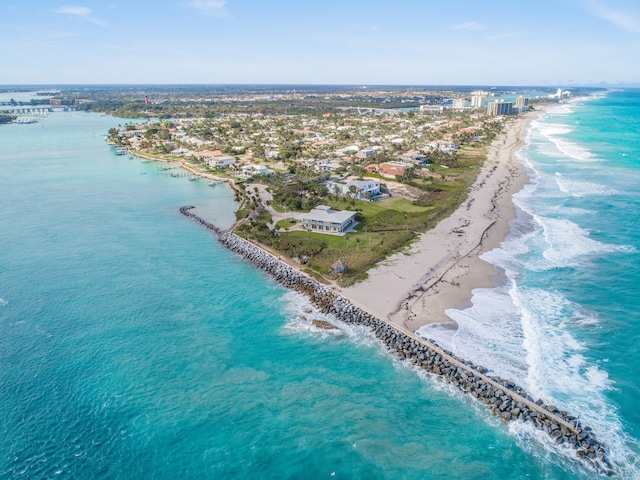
[
  {"x1": 180, "y1": 207, "x2": 615, "y2": 476},
  {"x1": 312, "y1": 319, "x2": 340, "y2": 331}
]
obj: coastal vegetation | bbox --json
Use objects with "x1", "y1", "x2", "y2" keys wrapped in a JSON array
[
  {"x1": 97, "y1": 85, "x2": 516, "y2": 286},
  {"x1": 233, "y1": 146, "x2": 486, "y2": 286},
  {"x1": 94, "y1": 85, "x2": 566, "y2": 285},
  {"x1": 0, "y1": 114, "x2": 16, "y2": 124}
]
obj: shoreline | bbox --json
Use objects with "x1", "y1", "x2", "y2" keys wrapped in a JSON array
[
  {"x1": 127, "y1": 149, "x2": 240, "y2": 192},
  {"x1": 175, "y1": 102, "x2": 614, "y2": 472},
  {"x1": 128, "y1": 109, "x2": 540, "y2": 335},
  {"x1": 179, "y1": 209, "x2": 612, "y2": 473},
  {"x1": 340, "y1": 109, "x2": 543, "y2": 331}
]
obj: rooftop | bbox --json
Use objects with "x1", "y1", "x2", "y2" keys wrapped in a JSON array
[{"x1": 298, "y1": 205, "x2": 356, "y2": 224}]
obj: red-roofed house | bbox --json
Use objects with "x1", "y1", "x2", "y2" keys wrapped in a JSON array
[{"x1": 366, "y1": 161, "x2": 413, "y2": 177}]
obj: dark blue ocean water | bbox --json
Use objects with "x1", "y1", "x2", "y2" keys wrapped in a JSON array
[{"x1": 1, "y1": 96, "x2": 637, "y2": 479}]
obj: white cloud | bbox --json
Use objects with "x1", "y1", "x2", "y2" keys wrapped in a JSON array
[
  {"x1": 54, "y1": 5, "x2": 108, "y2": 27},
  {"x1": 583, "y1": 0, "x2": 640, "y2": 33},
  {"x1": 185, "y1": 0, "x2": 228, "y2": 17},
  {"x1": 450, "y1": 21, "x2": 483, "y2": 31},
  {"x1": 55, "y1": 6, "x2": 92, "y2": 16}
]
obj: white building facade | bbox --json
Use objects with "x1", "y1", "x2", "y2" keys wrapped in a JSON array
[
  {"x1": 326, "y1": 180, "x2": 380, "y2": 200},
  {"x1": 297, "y1": 206, "x2": 356, "y2": 235}
]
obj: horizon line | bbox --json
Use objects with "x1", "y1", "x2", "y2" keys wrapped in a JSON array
[{"x1": 0, "y1": 82, "x2": 628, "y2": 89}]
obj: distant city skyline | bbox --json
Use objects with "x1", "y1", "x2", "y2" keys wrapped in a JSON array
[{"x1": 2, "y1": 0, "x2": 640, "y2": 86}]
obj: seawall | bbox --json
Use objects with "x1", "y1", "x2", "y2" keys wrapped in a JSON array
[{"x1": 180, "y1": 206, "x2": 614, "y2": 475}]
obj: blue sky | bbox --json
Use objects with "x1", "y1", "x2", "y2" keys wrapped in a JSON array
[{"x1": 2, "y1": 0, "x2": 640, "y2": 85}]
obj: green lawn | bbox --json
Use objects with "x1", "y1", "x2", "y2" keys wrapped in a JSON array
[
  {"x1": 328, "y1": 197, "x2": 430, "y2": 216},
  {"x1": 276, "y1": 218, "x2": 297, "y2": 228},
  {"x1": 286, "y1": 229, "x2": 383, "y2": 250},
  {"x1": 236, "y1": 142, "x2": 490, "y2": 285}
]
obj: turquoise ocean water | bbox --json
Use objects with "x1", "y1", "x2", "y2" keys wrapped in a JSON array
[
  {"x1": 1, "y1": 92, "x2": 638, "y2": 479},
  {"x1": 420, "y1": 90, "x2": 640, "y2": 479}
]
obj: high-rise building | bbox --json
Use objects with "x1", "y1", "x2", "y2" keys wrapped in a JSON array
[
  {"x1": 453, "y1": 98, "x2": 468, "y2": 109},
  {"x1": 471, "y1": 95, "x2": 486, "y2": 108},
  {"x1": 487, "y1": 100, "x2": 515, "y2": 116},
  {"x1": 515, "y1": 96, "x2": 529, "y2": 108}
]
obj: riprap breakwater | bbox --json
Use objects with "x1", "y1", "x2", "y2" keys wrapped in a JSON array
[{"x1": 180, "y1": 206, "x2": 614, "y2": 475}]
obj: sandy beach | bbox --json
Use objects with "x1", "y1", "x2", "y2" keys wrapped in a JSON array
[
  {"x1": 132, "y1": 113, "x2": 538, "y2": 334},
  {"x1": 341, "y1": 110, "x2": 541, "y2": 332}
]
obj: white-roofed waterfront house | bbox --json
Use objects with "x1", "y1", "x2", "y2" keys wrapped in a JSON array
[
  {"x1": 208, "y1": 156, "x2": 237, "y2": 168},
  {"x1": 326, "y1": 180, "x2": 380, "y2": 200},
  {"x1": 241, "y1": 164, "x2": 274, "y2": 175},
  {"x1": 297, "y1": 205, "x2": 356, "y2": 235}
]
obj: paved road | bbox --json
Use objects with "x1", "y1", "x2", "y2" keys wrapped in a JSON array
[{"x1": 249, "y1": 183, "x2": 301, "y2": 229}]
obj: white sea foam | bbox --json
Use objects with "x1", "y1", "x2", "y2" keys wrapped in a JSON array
[
  {"x1": 283, "y1": 285, "x2": 640, "y2": 477},
  {"x1": 537, "y1": 123, "x2": 574, "y2": 136},
  {"x1": 537, "y1": 216, "x2": 634, "y2": 269},
  {"x1": 533, "y1": 119, "x2": 597, "y2": 163},
  {"x1": 421, "y1": 281, "x2": 640, "y2": 476},
  {"x1": 555, "y1": 173, "x2": 618, "y2": 197},
  {"x1": 0, "y1": 298, "x2": 7, "y2": 306},
  {"x1": 418, "y1": 280, "x2": 528, "y2": 385},
  {"x1": 508, "y1": 420, "x2": 610, "y2": 477},
  {"x1": 552, "y1": 138, "x2": 597, "y2": 162},
  {"x1": 514, "y1": 168, "x2": 607, "y2": 204},
  {"x1": 545, "y1": 136, "x2": 596, "y2": 163},
  {"x1": 548, "y1": 206, "x2": 595, "y2": 217},
  {"x1": 432, "y1": 150, "x2": 638, "y2": 475},
  {"x1": 481, "y1": 217, "x2": 536, "y2": 275},
  {"x1": 279, "y1": 291, "x2": 399, "y2": 359},
  {"x1": 280, "y1": 291, "x2": 345, "y2": 339},
  {"x1": 513, "y1": 286, "x2": 602, "y2": 396},
  {"x1": 582, "y1": 90, "x2": 614, "y2": 101},
  {"x1": 546, "y1": 104, "x2": 575, "y2": 116},
  {"x1": 436, "y1": 268, "x2": 639, "y2": 476}
]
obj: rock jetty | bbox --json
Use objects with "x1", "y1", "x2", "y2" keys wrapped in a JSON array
[
  {"x1": 180, "y1": 206, "x2": 614, "y2": 475},
  {"x1": 179, "y1": 206, "x2": 224, "y2": 235}
]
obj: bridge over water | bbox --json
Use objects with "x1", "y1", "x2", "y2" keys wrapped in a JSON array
[{"x1": 1, "y1": 107, "x2": 54, "y2": 115}]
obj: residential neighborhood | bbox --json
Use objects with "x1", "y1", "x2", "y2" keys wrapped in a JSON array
[
  {"x1": 104, "y1": 86, "x2": 534, "y2": 284},
  {"x1": 107, "y1": 88, "x2": 507, "y2": 187}
]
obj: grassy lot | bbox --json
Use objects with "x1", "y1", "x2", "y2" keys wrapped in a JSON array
[
  {"x1": 236, "y1": 196, "x2": 428, "y2": 286},
  {"x1": 275, "y1": 218, "x2": 297, "y2": 229},
  {"x1": 285, "y1": 229, "x2": 384, "y2": 250},
  {"x1": 329, "y1": 197, "x2": 432, "y2": 215}
]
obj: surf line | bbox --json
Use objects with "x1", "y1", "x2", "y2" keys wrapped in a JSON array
[{"x1": 180, "y1": 206, "x2": 614, "y2": 476}]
